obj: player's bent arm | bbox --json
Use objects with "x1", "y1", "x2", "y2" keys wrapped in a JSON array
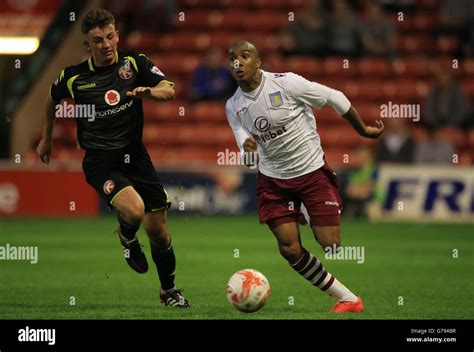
[
  {"x1": 148, "y1": 80, "x2": 175, "y2": 101},
  {"x1": 342, "y1": 105, "x2": 384, "y2": 139},
  {"x1": 36, "y1": 95, "x2": 58, "y2": 164}
]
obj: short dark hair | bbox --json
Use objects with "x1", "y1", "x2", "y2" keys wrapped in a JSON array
[{"x1": 81, "y1": 8, "x2": 115, "y2": 35}]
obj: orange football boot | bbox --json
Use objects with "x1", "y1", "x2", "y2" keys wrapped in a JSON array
[{"x1": 331, "y1": 297, "x2": 364, "y2": 313}]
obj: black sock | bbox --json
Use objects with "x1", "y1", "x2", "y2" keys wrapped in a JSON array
[
  {"x1": 150, "y1": 241, "x2": 176, "y2": 291},
  {"x1": 117, "y1": 215, "x2": 140, "y2": 240}
]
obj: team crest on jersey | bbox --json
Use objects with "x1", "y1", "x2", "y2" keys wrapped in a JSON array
[
  {"x1": 103, "y1": 180, "x2": 115, "y2": 195},
  {"x1": 105, "y1": 90, "x2": 120, "y2": 106},
  {"x1": 118, "y1": 62, "x2": 133, "y2": 79},
  {"x1": 269, "y1": 91, "x2": 283, "y2": 107},
  {"x1": 254, "y1": 116, "x2": 271, "y2": 132}
]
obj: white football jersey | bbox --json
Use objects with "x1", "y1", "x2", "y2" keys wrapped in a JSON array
[{"x1": 225, "y1": 70, "x2": 351, "y2": 179}]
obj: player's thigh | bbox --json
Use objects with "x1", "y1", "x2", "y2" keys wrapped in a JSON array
[
  {"x1": 111, "y1": 186, "x2": 145, "y2": 222},
  {"x1": 311, "y1": 225, "x2": 341, "y2": 251},
  {"x1": 142, "y1": 209, "x2": 171, "y2": 247},
  {"x1": 269, "y1": 221, "x2": 303, "y2": 261},
  {"x1": 299, "y1": 164, "x2": 342, "y2": 228}
]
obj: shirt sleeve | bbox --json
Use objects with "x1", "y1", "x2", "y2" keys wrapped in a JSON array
[
  {"x1": 135, "y1": 52, "x2": 171, "y2": 87},
  {"x1": 225, "y1": 100, "x2": 253, "y2": 157},
  {"x1": 285, "y1": 72, "x2": 351, "y2": 115},
  {"x1": 50, "y1": 68, "x2": 72, "y2": 101}
]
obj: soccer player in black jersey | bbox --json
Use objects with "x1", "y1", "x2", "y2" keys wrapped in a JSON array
[{"x1": 36, "y1": 9, "x2": 189, "y2": 307}]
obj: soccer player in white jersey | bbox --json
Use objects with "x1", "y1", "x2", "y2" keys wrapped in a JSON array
[{"x1": 225, "y1": 40, "x2": 384, "y2": 313}]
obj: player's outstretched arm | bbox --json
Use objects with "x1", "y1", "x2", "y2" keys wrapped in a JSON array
[
  {"x1": 342, "y1": 105, "x2": 384, "y2": 139},
  {"x1": 36, "y1": 95, "x2": 57, "y2": 164},
  {"x1": 126, "y1": 80, "x2": 175, "y2": 102}
]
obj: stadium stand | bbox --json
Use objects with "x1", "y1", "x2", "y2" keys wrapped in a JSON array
[{"x1": 25, "y1": 0, "x2": 473, "y2": 168}]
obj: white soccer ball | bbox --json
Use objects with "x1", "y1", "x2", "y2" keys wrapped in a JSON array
[{"x1": 226, "y1": 269, "x2": 270, "y2": 313}]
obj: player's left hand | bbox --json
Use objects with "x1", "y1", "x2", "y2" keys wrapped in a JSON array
[
  {"x1": 126, "y1": 87, "x2": 152, "y2": 98},
  {"x1": 363, "y1": 120, "x2": 384, "y2": 139}
]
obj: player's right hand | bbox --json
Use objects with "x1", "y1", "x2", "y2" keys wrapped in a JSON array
[
  {"x1": 243, "y1": 138, "x2": 258, "y2": 153},
  {"x1": 36, "y1": 137, "x2": 52, "y2": 165}
]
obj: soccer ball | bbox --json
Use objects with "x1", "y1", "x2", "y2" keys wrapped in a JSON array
[{"x1": 226, "y1": 269, "x2": 270, "y2": 313}]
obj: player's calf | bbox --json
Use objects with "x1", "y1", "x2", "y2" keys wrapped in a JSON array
[
  {"x1": 116, "y1": 215, "x2": 148, "y2": 274},
  {"x1": 312, "y1": 225, "x2": 341, "y2": 254}
]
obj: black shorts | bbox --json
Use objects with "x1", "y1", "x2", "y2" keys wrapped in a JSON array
[{"x1": 82, "y1": 143, "x2": 170, "y2": 212}]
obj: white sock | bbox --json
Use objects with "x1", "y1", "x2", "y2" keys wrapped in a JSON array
[
  {"x1": 325, "y1": 278, "x2": 358, "y2": 302},
  {"x1": 291, "y1": 249, "x2": 358, "y2": 302}
]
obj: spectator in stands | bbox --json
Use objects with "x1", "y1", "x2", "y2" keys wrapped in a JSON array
[
  {"x1": 378, "y1": 0, "x2": 416, "y2": 13},
  {"x1": 327, "y1": 0, "x2": 361, "y2": 57},
  {"x1": 425, "y1": 69, "x2": 468, "y2": 128},
  {"x1": 375, "y1": 119, "x2": 415, "y2": 163},
  {"x1": 107, "y1": 0, "x2": 176, "y2": 34},
  {"x1": 189, "y1": 48, "x2": 236, "y2": 103},
  {"x1": 414, "y1": 126, "x2": 455, "y2": 165},
  {"x1": 342, "y1": 146, "x2": 377, "y2": 218},
  {"x1": 360, "y1": 1, "x2": 397, "y2": 60},
  {"x1": 438, "y1": 0, "x2": 474, "y2": 37},
  {"x1": 436, "y1": 0, "x2": 474, "y2": 57},
  {"x1": 280, "y1": 0, "x2": 329, "y2": 57}
]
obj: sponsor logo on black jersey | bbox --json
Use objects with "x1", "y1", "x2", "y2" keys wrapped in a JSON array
[{"x1": 105, "y1": 90, "x2": 120, "y2": 106}]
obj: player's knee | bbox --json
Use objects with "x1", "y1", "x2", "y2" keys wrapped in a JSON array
[
  {"x1": 122, "y1": 201, "x2": 145, "y2": 224},
  {"x1": 278, "y1": 242, "x2": 302, "y2": 263},
  {"x1": 319, "y1": 237, "x2": 341, "y2": 253}
]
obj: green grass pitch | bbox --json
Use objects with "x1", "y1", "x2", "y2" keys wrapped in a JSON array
[{"x1": 0, "y1": 215, "x2": 472, "y2": 319}]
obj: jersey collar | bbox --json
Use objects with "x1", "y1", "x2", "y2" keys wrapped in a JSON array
[
  {"x1": 88, "y1": 51, "x2": 119, "y2": 72},
  {"x1": 241, "y1": 70, "x2": 266, "y2": 101}
]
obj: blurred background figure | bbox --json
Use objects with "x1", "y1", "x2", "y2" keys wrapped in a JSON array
[
  {"x1": 188, "y1": 48, "x2": 236, "y2": 103},
  {"x1": 360, "y1": 1, "x2": 397, "y2": 60},
  {"x1": 341, "y1": 146, "x2": 377, "y2": 218},
  {"x1": 425, "y1": 69, "x2": 468, "y2": 128},
  {"x1": 327, "y1": 0, "x2": 361, "y2": 57},
  {"x1": 280, "y1": 0, "x2": 328, "y2": 57},
  {"x1": 375, "y1": 119, "x2": 415, "y2": 163},
  {"x1": 414, "y1": 126, "x2": 455, "y2": 165},
  {"x1": 107, "y1": 0, "x2": 176, "y2": 34}
]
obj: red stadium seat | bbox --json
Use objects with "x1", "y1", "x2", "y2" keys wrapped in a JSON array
[
  {"x1": 189, "y1": 102, "x2": 226, "y2": 123},
  {"x1": 439, "y1": 127, "x2": 469, "y2": 150},
  {"x1": 143, "y1": 100, "x2": 187, "y2": 122},
  {"x1": 322, "y1": 57, "x2": 356, "y2": 77},
  {"x1": 286, "y1": 57, "x2": 322, "y2": 77},
  {"x1": 436, "y1": 36, "x2": 460, "y2": 55},
  {"x1": 241, "y1": 12, "x2": 289, "y2": 31},
  {"x1": 358, "y1": 58, "x2": 393, "y2": 77},
  {"x1": 461, "y1": 80, "x2": 474, "y2": 99},
  {"x1": 318, "y1": 126, "x2": 363, "y2": 149},
  {"x1": 413, "y1": 13, "x2": 436, "y2": 31},
  {"x1": 265, "y1": 54, "x2": 287, "y2": 73},
  {"x1": 393, "y1": 57, "x2": 431, "y2": 78},
  {"x1": 398, "y1": 35, "x2": 433, "y2": 54},
  {"x1": 410, "y1": 125, "x2": 429, "y2": 142}
]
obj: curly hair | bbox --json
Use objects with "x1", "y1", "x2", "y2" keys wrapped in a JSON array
[{"x1": 81, "y1": 8, "x2": 115, "y2": 34}]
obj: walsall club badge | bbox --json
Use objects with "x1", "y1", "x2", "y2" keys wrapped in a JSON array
[
  {"x1": 103, "y1": 180, "x2": 115, "y2": 195},
  {"x1": 118, "y1": 61, "x2": 133, "y2": 80}
]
